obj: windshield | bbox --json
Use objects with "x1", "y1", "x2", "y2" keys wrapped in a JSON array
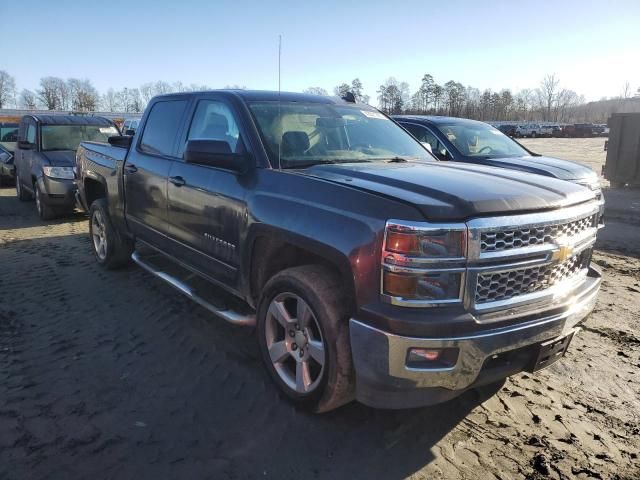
[
  {"x1": 0, "y1": 124, "x2": 19, "y2": 152},
  {"x1": 248, "y1": 101, "x2": 432, "y2": 168},
  {"x1": 41, "y1": 125, "x2": 119, "y2": 151},
  {"x1": 435, "y1": 122, "x2": 530, "y2": 158}
]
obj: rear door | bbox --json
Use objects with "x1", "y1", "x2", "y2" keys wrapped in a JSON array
[
  {"x1": 124, "y1": 97, "x2": 190, "y2": 252},
  {"x1": 167, "y1": 95, "x2": 247, "y2": 287}
]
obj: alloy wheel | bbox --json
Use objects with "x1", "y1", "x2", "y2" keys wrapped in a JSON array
[
  {"x1": 264, "y1": 292, "x2": 326, "y2": 394},
  {"x1": 92, "y1": 210, "x2": 108, "y2": 260}
]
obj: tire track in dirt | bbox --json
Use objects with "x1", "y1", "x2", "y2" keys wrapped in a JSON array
[{"x1": 1, "y1": 185, "x2": 639, "y2": 479}]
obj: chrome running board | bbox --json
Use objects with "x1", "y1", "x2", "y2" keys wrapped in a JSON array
[{"x1": 131, "y1": 251, "x2": 255, "y2": 327}]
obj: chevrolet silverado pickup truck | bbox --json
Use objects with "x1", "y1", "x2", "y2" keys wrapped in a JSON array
[
  {"x1": 76, "y1": 90, "x2": 602, "y2": 412},
  {"x1": 14, "y1": 115, "x2": 118, "y2": 219}
]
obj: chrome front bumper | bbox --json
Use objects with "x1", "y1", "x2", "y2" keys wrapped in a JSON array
[{"x1": 350, "y1": 265, "x2": 601, "y2": 409}]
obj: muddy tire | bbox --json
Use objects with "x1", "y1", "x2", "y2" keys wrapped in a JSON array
[
  {"x1": 257, "y1": 265, "x2": 355, "y2": 413},
  {"x1": 89, "y1": 198, "x2": 133, "y2": 269},
  {"x1": 35, "y1": 184, "x2": 57, "y2": 220}
]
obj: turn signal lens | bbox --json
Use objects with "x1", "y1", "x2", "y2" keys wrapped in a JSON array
[
  {"x1": 384, "y1": 225, "x2": 466, "y2": 259},
  {"x1": 383, "y1": 271, "x2": 462, "y2": 301},
  {"x1": 383, "y1": 272, "x2": 418, "y2": 297},
  {"x1": 386, "y1": 231, "x2": 421, "y2": 255}
]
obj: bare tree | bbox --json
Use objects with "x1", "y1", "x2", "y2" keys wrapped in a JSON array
[
  {"x1": 303, "y1": 87, "x2": 329, "y2": 96},
  {"x1": 67, "y1": 78, "x2": 99, "y2": 111},
  {"x1": 0, "y1": 70, "x2": 16, "y2": 108},
  {"x1": 101, "y1": 88, "x2": 118, "y2": 112},
  {"x1": 621, "y1": 81, "x2": 631, "y2": 99},
  {"x1": 19, "y1": 89, "x2": 38, "y2": 109},
  {"x1": 37, "y1": 77, "x2": 63, "y2": 110},
  {"x1": 540, "y1": 74, "x2": 560, "y2": 121}
]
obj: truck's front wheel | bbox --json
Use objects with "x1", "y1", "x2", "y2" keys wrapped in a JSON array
[
  {"x1": 257, "y1": 265, "x2": 354, "y2": 413},
  {"x1": 89, "y1": 199, "x2": 133, "y2": 269}
]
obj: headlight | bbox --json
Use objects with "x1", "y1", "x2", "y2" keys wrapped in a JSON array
[
  {"x1": 43, "y1": 166, "x2": 75, "y2": 179},
  {"x1": 381, "y1": 221, "x2": 467, "y2": 307}
]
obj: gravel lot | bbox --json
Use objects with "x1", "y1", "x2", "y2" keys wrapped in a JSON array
[{"x1": 1, "y1": 138, "x2": 639, "y2": 479}]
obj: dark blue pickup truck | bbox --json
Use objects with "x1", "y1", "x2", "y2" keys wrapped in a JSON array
[{"x1": 76, "y1": 90, "x2": 602, "y2": 411}]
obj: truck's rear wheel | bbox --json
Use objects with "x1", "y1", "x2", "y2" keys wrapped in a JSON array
[
  {"x1": 89, "y1": 199, "x2": 133, "y2": 269},
  {"x1": 257, "y1": 265, "x2": 354, "y2": 412}
]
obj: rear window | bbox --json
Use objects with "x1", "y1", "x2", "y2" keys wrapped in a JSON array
[{"x1": 140, "y1": 101, "x2": 189, "y2": 156}]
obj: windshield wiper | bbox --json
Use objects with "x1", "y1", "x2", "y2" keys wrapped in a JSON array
[{"x1": 385, "y1": 157, "x2": 408, "y2": 163}]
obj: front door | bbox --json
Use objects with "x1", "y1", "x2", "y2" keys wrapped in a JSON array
[
  {"x1": 17, "y1": 119, "x2": 37, "y2": 191},
  {"x1": 124, "y1": 98, "x2": 190, "y2": 252},
  {"x1": 167, "y1": 96, "x2": 247, "y2": 288}
]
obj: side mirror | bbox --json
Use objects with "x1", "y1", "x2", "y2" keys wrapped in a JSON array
[
  {"x1": 18, "y1": 140, "x2": 35, "y2": 150},
  {"x1": 108, "y1": 135, "x2": 133, "y2": 148},
  {"x1": 125, "y1": 129, "x2": 135, "y2": 136},
  {"x1": 420, "y1": 142, "x2": 433, "y2": 153},
  {"x1": 184, "y1": 139, "x2": 251, "y2": 173},
  {"x1": 437, "y1": 149, "x2": 450, "y2": 161}
]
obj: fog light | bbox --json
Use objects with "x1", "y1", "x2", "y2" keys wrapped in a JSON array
[
  {"x1": 406, "y1": 347, "x2": 459, "y2": 368},
  {"x1": 410, "y1": 349, "x2": 441, "y2": 361}
]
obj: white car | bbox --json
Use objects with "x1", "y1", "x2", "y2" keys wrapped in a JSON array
[{"x1": 515, "y1": 123, "x2": 552, "y2": 138}]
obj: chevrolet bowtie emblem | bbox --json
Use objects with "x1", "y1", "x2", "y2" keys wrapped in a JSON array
[{"x1": 552, "y1": 244, "x2": 574, "y2": 262}]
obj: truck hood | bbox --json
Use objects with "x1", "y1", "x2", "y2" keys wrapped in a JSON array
[
  {"x1": 479, "y1": 155, "x2": 597, "y2": 181},
  {"x1": 40, "y1": 150, "x2": 76, "y2": 167},
  {"x1": 302, "y1": 161, "x2": 595, "y2": 221}
]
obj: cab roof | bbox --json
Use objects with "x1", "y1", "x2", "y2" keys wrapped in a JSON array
[{"x1": 154, "y1": 89, "x2": 354, "y2": 105}]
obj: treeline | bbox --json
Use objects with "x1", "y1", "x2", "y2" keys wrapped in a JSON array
[
  {"x1": 1, "y1": 69, "x2": 638, "y2": 123},
  {"x1": 368, "y1": 74, "x2": 640, "y2": 123}
]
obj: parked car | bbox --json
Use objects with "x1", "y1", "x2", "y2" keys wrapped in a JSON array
[
  {"x1": 0, "y1": 122, "x2": 19, "y2": 184},
  {"x1": 563, "y1": 123, "x2": 595, "y2": 138},
  {"x1": 548, "y1": 124, "x2": 563, "y2": 137},
  {"x1": 514, "y1": 123, "x2": 552, "y2": 138},
  {"x1": 76, "y1": 90, "x2": 602, "y2": 412},
  {"x1": 497, "y1": 124, "x2": 517, "y2": 137},
  {"x1": 14, "y1": 115, "x2": 119, "y2": 219},
  {"x1": 122, "y1": 118, "x2": 141, "y2": 135},
  {"x1": 0, "y1": 144, "x2": 14, "y2": 185},
  {"x1": 394, "y1": 116, "x2": 603, "y2": 208}
]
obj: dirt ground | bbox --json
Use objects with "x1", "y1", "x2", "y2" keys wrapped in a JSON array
[{"x1": 1, "y1": 139, "x2": 639, "y2": 480}]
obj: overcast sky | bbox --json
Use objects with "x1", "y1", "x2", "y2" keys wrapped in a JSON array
[{"x1": 4, "y1": 0, "x2": 640, "y2": 101}]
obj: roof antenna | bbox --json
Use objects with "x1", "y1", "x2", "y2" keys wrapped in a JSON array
[{"x1": 277, "y1": 34, "x2": 282, "y2": 171}]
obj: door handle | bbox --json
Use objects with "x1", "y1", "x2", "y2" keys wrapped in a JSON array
[
  {"x1": 125, "y1": 164, "x2": 138, "y2": 174},
  {"x1": 169, "y1": 175, "x2": 186, "y2": 187}
]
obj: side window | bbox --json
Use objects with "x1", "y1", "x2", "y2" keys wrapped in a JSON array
[
  {"x1": 187, "y1": 100, "x2": 240, "y2": 152},
  {"x1": 140, "y1": 100, "x2": 189, "y2": 156},
  {"x1": 403, "y1": 124, "x2": 442, "y2": 154},
  {"x1": 26, "y1": 123, "x2": 36, "y2": 144}
]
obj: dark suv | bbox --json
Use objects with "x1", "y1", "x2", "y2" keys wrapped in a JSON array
[
  {"x1": 14, "y1": 115, "x2": 118, "y2": 219},
  {"x1": 394, "y1": 116, "x2": 602, "y2": 203}
]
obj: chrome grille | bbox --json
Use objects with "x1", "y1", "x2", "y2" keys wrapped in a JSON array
[
  {"x1": 475, "y1": 251, "x2": 589, "y2": 304},
  {"x1": 480, "y1": 215, "x2": 596, "y2": 253}
]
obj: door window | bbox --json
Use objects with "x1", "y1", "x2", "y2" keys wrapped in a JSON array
[
  {"x1": 140, "y1": 100, "x2": 189, "y2": 157},
  {"x1": 403, "y1": 123, "x2": 448, "y2": 159},
  {"x1": 187, "y1": 100, "x2": 240, "y2": 152}
]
